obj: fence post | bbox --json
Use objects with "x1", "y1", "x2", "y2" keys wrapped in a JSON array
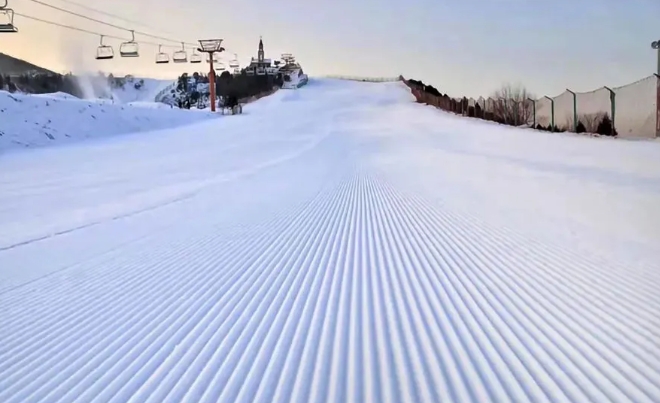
[
  {"x1": 655, "y1": 74, "x2": 660, "y2": 138},
  {"x1": 604, "y1": 86, "x2": 616, "y2": 136},
  {"x1": 544, "y1": 95, "x2": 555, "y2": 130},
  {"x1": 528, "y1": 97, "x2": 536, "y2": 127},
  {"x1": 566, "y1": 89, "x2": 577, "y2": 131}
]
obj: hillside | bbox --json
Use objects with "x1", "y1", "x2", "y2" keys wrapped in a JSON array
[
  {"x1": 1, "y1": 78, "x2": 658, "y2": 402},
  {"x1": 0, "y1": 52, "x2": 57, "y2": 76}
]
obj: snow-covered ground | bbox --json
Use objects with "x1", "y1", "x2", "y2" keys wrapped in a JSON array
[
  {"x1": 1, "y1": 79, "x2": 659, "y2": 402},
  {"x1": 109, "y1": 78, "x2": 175, "y2": 104},
  {"x1": 0, "y1": 90, "x2": 215, "y2": 152}
]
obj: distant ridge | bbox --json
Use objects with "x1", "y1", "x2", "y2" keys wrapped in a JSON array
[{"x1": 0, "y1": 52, "x2": 57, "y2": 76}]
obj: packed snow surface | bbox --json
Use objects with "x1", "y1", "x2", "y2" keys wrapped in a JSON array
[
  {"x1": 1, "y1": 79, "x2": 659, "y2": 402},
  {"x1": 0, "y1": 90, "x2": 215, "y2": 151}
]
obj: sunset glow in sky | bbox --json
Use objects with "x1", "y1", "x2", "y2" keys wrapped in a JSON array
[{"x1": 4, "y1": 0, "x2": 659, "y2": 98}]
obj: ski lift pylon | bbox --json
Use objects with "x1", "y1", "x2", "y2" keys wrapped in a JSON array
[
  {"x1": 0, "y1": 0, "x2": 18, "y2": 33},
  {"x1": 173, "y1": 42, "x2": 187, "y2": 63},
  {"x1": 120, "y1": 30, "x2": 139, "y2": 57},
  {"x1": 95, "y1": 35, "x2": 114, "y2": 60},
  {"x1": 206, "y1": 52, "x2": 220, "y2": 64}
]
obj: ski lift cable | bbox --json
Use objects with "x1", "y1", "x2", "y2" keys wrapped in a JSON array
[
  {"x1": 15, "y1": 12, "x2": 239, "y2": 56},
  {"x1": 49, "y1": 0, "x2": 180, "y2": 38},
  {"x1": 15, "y1": 12, "x2": 187, "y2": 49},
  {"x1": 25, "y1": 0, "x2": 198, "y2": 47},
  {"x1": 14, "y1": 12, "x2": 125, "y2": 40}
]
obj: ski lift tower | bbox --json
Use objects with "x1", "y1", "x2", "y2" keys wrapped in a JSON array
[{"x1": 198, "y1": 39, "x2": 225, "y2": 112}]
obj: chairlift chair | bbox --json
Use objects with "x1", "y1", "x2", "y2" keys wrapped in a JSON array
[
  {"x1": 256, "y1": 66, "x2": 266, "y2": 76},
  {"x1": 155, "y1": 45, "x2": 170, "y2": 64},
  {"x1": 228, "y1": 53, "x2": 239, "y2": 68},
  {"x1": 190, "y1": 49, "x2": 202, "y2": 64},
  {"x1": 95, "y1": 35, "x2": 114, "y2": 60},
  {"x1": 0, "y1": 0, "x2": 18, "y2": 33},
  {"x1": 173, "y1": 42, "x2": 187, "y2": 63},
  {"x1": 120, "y1": 30, "x2": 139, "y2": 57}
]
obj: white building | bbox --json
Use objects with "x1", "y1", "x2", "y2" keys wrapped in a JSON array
[{"x1": 245, "y1": 38, "x2": 274, "y2": 76}]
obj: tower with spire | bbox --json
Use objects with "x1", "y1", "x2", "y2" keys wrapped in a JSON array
[
  {"x1": 258, "y1": 36, "x2": 264, "y2": 63},
  {"x1": 246, "y1": 36, "x2": 274, "y2": 76}
]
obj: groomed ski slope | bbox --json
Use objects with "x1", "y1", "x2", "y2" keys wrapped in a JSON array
[{"x1": 1, "y1": 79, "x2": 659, "y2": 403}]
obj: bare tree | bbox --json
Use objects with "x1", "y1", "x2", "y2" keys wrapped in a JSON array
[
  {"x1": 578, "y1": 112, "x2": 606, "y2": 133},
  {"x1": 491, "y1": 83, "x2": 535, "y2": 127}
]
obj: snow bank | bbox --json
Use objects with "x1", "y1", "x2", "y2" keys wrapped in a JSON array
[{"x1": 0, "y1": 90, "x2": 217, "y2": 152}]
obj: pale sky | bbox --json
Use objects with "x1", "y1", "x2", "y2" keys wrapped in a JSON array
[{"x1": 4, "y1": 0, "x2": 659, "y2": 98}]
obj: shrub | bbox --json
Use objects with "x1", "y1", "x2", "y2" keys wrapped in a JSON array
[
  {"x1": 475, "y1": 103, "x2": 483, "y2": 118},
  {"x1": 576, "y1": 121, "x2": 586, "y2": 133},
  {"x1": 425, "y1": 85, "x2": 441, "y2": 97},
  {"x1": 596, "y1": 114, "x2": 617, "y2": 136},
  {"x1": 491, "y1": 83, "x2": 535, "y2": 126}
]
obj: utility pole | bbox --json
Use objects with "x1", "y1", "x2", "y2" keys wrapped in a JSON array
[{"x1": 198, "y1": 39, "x2": 225, "y2": 112}]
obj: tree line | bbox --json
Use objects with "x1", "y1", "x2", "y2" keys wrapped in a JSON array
[
  {"x1": 0, "y1": 72, "x2": 82, "y2": 97},
  {"x1": 407, "y1": 79, "x2": 616, "y2": 136},
  {"x1": 172, "y1": 70, "x2": 283, "y2": 109}
]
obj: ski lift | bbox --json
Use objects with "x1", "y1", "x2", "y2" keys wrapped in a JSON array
[
  {"x1": 173, "y1": 42, "x2": 187, "y2": 63},
  {"x1": 95, "y1": 35, "x2": 114, "y2": 60},
  {"x1": 190, "y1": 49, "x2": 202, "y2": 64},
  {"x1": 256, "y1": 66, "x2": 266, "y2": 75},
  {"x1": 0, "y1": 0, "x2": 17, "y2": 33},
  {"x1": 155, "y1": 45, "x2": 169, "y2": 64},
  {"x1": 228, "y1": 54, "x2": 239, "y2": 68},
  {"x1": 120, "y1": 30, "x2": 139, "y2": 57}
]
